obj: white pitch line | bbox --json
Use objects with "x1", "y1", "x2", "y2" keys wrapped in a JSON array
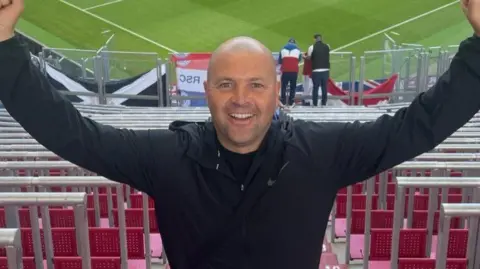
[
  {"x1": 299, "y1": 0, "x2": 459, "y2": 66},
  {"x1": 59, "y1": 0, "x2": 178, "y2": 53},
  {"x1": 332, "y1": 0, "x2": 459, "y2": 52},
  {"x1": 84, "y1": 0, "x2": 123, "y2": 11}
]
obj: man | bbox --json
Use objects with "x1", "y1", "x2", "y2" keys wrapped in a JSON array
[
  {"x1": 302, "y1": 49, "x2": 313, "y2": 105},
  {"x1": 278, "y1": 37, "x2": 301, "y2": 106},
  {"x1": 309, "y1": 33, "x2": 330, "y2": 106},
  {"x1": 1, "y1": 1, "x2": 480, "y2": 268}
]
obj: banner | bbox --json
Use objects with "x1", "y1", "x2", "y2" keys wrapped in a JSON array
[
  {"x1": 171, "y1": 53, "x2": 395, "y2": 107},
  {"x1": 31, "y1": 54, "x2": 168, "y2": 107}
]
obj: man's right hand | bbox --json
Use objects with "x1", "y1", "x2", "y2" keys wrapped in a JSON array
[{"x1": 0, "y1": 0, "x2": 23, "y2": 41}]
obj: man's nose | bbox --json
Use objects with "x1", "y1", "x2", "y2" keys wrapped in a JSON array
[{"x1": 231, "y1": 86, "x2": 250, "y2": 104}]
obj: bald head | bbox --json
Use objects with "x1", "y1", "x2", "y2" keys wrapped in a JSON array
[
  {"x1": 203, "y1": 36, "x2": 280, "y2": 154},
  {"x1": 207, "y1": 36, "x2": 277, "y2": 81}
]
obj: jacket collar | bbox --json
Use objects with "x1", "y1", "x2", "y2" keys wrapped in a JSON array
[{"x1": 169, "y1": 120, "x2": 290, "y2": 171}]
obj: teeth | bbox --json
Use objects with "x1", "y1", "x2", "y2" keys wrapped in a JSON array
[{"x1": 230, "y1": 113, "x2": 253, "y2": 119}]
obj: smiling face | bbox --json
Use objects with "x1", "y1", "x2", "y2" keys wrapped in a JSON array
[{"x1": 204, "y1": 37, "x2": 279, "y2": 153}]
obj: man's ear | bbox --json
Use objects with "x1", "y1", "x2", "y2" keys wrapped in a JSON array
[{"x1": 203, "y1": 80, "x2": 209, "y2": 103}]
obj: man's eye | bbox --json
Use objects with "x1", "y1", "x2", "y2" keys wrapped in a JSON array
[
  {"x1": 252, "y1": 83, "x2": 264, "y2": 89},
  {"x1": 218, "y1": 82, "x2": 233, "y2": 89}
]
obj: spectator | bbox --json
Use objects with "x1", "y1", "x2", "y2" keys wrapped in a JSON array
[
  {"x1": 278, "y1": 38, "x2": 301, "y2": 106},
  {"x1": 308, "y1": 33, "x2": 330, "y2": 106},
  {"x1": 302, "y1": 49, "x2": 313, "y2": 105}
]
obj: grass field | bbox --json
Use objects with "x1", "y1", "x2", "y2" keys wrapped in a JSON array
[{"x1": 18, "y1": 0, "x2": 474, "y2": 81}]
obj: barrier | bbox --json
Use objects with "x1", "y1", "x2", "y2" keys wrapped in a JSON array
[
  {"x1": 437, "y1": 203, "x2": 480, "y2": 269},
  {"x1": 0, "y1": 228, "x2": 22, "y2": 269},
  {"x1": 0, "y1": 192, "x2": 90, "y2": 269},
  {"x1": 389, "y1": 177, "x2": 480, "y2": 269}
]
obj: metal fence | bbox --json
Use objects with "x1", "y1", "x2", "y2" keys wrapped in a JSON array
[{"x1": 35, "y1": 44, "x2": 458, "y2": 107}]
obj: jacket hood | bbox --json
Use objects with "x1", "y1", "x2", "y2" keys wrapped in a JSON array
[{"x1": 283, "y1": 43, "x2": 298, "y2": 50}]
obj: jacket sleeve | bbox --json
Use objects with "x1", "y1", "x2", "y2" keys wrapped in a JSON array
[
  {"x1": 329, "y1": 34, "x2": 480, "y2": 189},
  {"x1": 0, "y1": 35, "x2": 171, "y2": 196}
]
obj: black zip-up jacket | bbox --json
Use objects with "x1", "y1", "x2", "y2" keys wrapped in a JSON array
[
  {"x1": 310, "y1": 40, "x2": 330, "y2": 70},
  {"x1": 1, "y1": 34, "x2": 480, "y2": 269}
]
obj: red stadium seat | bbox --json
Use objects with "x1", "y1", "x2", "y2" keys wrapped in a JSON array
[
  {"x1": 335, "y1": 194, "x2": 379, "y2": 219},
  {"x1": 87, "y1": 194, "x2": 118, "y2": 218},
  {"x1": 0, "y1": 208, "x2": 31, "y2": 228},
  {"x1": 49, "y1": 208, "x2": 97, "y2": 228},
  {"x1": 337, "y1": 183, "x2": 363, "y2": 194},
  {"x1": 129, "y1": 194, "x2": 155, "y2": 208},
  {"x1": 0, "y1": 257, "x2": 35, "y2": 269},
  {"x1": 411, "y1": 210, "x2": 461, "y2": 235},
  {"x1": 88, "y1": 227, "x2": 144, "y2": 258},
  {"x1": 369, "y1": 229, "x2": 427, "y2": 261},
  {"x1": 112, "y1": 208, "x2": 158, "y2": 233},
  {"x1": 398, "y1": 258, "x2": 467, "y2": 269},
  {"x1": 53, "y1": 257, "x2": 121, "y2": 269}
]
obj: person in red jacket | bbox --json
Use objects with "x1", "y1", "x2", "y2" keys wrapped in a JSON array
[
  {"x1": 278, "y1": 38, "x2": 302, "y2": 106},
  {"x1": 302, "y1": 48, "x2": 313, "y2": 105}
]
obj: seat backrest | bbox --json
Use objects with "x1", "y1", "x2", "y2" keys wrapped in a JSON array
[
  {"x1": 369, "y1": 228, "x2": 426, "y2": 261},
  {"x1": 112, "y1": 208, "x2": 158, "y2": 233},
  {"x1": 49, "y1": 208, "x2": 96, "y2": 228},
  {"x1": 129, "y1": 194, "x2": 155, "y2": 209},
  {"x1": 411, "y1": 211, "x2": 461, "y2": 235},
  {"x1": 398, "y1": 258, "x2": 467, "y2": 269},
  {"x1": 88, "y1": 227, "x2": 144, "y2": 259},
  {"x1": 0, "y1": 257, "x2": 35, "y2": 269},
  {"x1": 371, "y1": 210, "x2": 394, "y2": 229},
  {"x1": 446, "y1": 229, "x2": 469, "y2": 258},
  {"x1": 54, "y1": 257, "x2": 121, "y2": 269},
  {"x1": 87, "y1": 194, "x2": 118, "y2": 218}
]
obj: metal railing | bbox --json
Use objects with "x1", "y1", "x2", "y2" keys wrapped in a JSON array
[
  {"x1": 0, "y1": 228, "x2": 22, "y2": 269},
  {"x1": 0, "y1": 192, "x2": 90, "y2": 269},
  {"x1": 30, "y1": 44, "x2": 459, "y2": 108}
]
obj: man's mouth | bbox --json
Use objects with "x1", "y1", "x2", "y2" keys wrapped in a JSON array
[{"x1": 229, "y1": 113, "x2": 254, "y2": 120}]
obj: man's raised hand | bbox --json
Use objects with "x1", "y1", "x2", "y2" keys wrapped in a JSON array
[
  {"x1": 0, "y1": 0, "x2": 23, "y2": 41},
  {"x1": 462, "y1": 0, "x2": 480, "y2": 36}
]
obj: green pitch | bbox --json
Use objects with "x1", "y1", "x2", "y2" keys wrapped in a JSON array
[{"x1": 18, "y1": 0, "x2": 472, "y2": 80}]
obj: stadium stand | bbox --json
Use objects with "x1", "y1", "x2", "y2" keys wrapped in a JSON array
[{"x1": 0, "y1": 103, "x2": 478, "y2": 269}]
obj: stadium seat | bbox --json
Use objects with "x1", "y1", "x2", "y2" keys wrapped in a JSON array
[
  {"x1": 368, "y1": 228, "x2": 427, "y2": 269},
  {"x1": 129, "y1": 194, "x2": 155, "y2": 208},
  {"x1": 397, "y1": 257, "x2": 468, "y2": 269}
]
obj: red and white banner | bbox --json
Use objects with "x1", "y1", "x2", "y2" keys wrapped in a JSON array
[
  {"x1": 171, "y1": 52, "x2": 282, "y2": 93},
  {"x1": 171, "y1": 53, "x2": 211, "y2": 93}
]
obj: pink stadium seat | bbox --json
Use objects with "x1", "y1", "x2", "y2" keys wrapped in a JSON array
[
  {"x1": 87, "y1": 194, "x2": 118, "y2": 218},
  {"x1": 129, "y1": 194, "x2": 155, "y2": 208},
  {"x1": 112, "y1": 208, "x2": 158, "y2": 233},
  {"x1": 398, "y1": 258, "x2": 467, "y2": 269}
]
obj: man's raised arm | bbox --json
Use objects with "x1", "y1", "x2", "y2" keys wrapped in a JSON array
[
  {"x1": 315, "y1": 3, "x2": 480, "y2": 189},
  {"x1": 0, "y1": 1, "x2": 171, "y2": 195}
]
